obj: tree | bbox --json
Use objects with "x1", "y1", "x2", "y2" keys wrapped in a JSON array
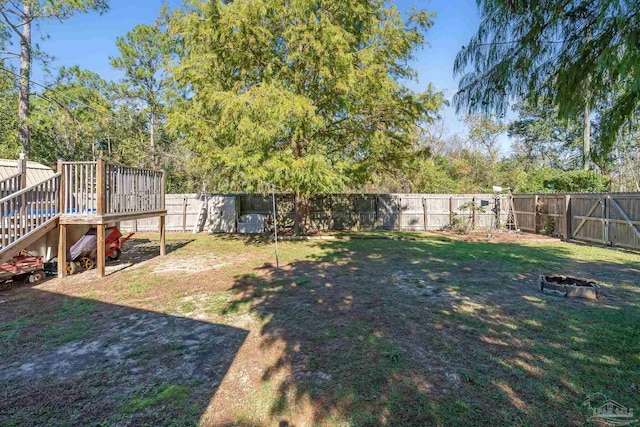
[
  {"x1": 508, "y1": 100, "x2": 583, "y2": 171},
  {"x1": 0, "y1": 0, "x2": 108, "y2": 157},
  {"x1": 453, "y1": 0, "x2": 640, "y2": 157},
  {"x1": 110, "y1": 22, "x2": 173, "y2": 169},
  {"x1": 0, "y1": 61, "x2": 20, "y2": 158},
  {"x1": 29, "y1": 66, "x2": 114, "y2": 164},
  {"x1": 464, "y1": 115, "x2": 505, "y2": 160},
  {"x1": 168, "y1": 0, "x2": 443, "y2": 232}
]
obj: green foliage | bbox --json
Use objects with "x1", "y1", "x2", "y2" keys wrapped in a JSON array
[
  {"x1": 454, "y1": 0, "x2": 640, "y2": 152},
  {"x1": 0, "y1": 63, "x2": 20, "y2": 158},
  {"x1": 168, "y1": 0, "x2": 443, "y2": 197},
  {"x1": 543, "y1": 170, "x2": 609, "y2": 193},
  {"x1": 544, "y1": 215, "x2": 555, "y2": 235},
  {"x1": 508, "y1": 99, "x2": 583, "y2": 170},
  {"x1": 18, "y1": 0, "x2": 109, "y2": 19},
  {"x1": 29, "y1": 66, "x2": 114, "y2": 164},
  {"x1": 110, "y1": 22, "x2": 175, "y2": 169}
]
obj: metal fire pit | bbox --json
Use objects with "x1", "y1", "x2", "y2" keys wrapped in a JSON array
[{"x1": 539, "y1": 275, "x2": 601, "y2": 300}]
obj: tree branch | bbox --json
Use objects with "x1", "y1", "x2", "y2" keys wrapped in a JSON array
[{"x1": 0, "y1": 9, "x2": 25, "y2": 40}]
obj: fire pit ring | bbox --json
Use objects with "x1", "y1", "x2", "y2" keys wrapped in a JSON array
[{"x1": 539, "y1": 275, "x2": 600, "y2": 300}]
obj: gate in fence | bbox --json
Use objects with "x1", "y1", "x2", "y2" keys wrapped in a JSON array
[{"x1": 513, "y1": 193, "x2": 640, "y2": 251}]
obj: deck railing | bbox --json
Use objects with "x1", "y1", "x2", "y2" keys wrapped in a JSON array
[
  {"x1": 0, "y1": 172, "x2": 23, "y2": 199},
  {"x1": 105, "y1": 165, "x2": 164, "y2": 215},
  {"x1": 59, "y1": 160, "x2": 164, "y2": 217},
  {"x1": 60, "y1": 162, "x2": 98, "y2": 215},
  {"x1": 0, "y1": 173, "x2": 60, "y2": 250}
]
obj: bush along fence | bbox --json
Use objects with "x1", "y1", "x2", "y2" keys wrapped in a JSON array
[
  {"x1": 121, "y1": 193, "x2": 510, "y2": 234},
  {"x1": 513, "y1": 193, "x2": 640, "y2": 251}
]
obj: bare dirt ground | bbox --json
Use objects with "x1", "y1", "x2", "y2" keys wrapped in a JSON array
[{"x1": 1, "y1": 231, "x2": 638, "y2": 426}]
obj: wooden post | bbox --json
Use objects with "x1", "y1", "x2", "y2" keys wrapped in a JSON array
[
  {"x1": 533, "y1": 195, "x2": 539, "y2": 234},
  {"x1": 159, "y1": 215, "x2": 166, "y2": 256},
  {"x1": 328, "y1": 195, "x2": 334, "y2": 230},
  {"x1": 449, "y1": 197, "x2": 454, "y2": 228},
  {"x1": 353, "y1": 195, "x2": 359, "y2": 230},
  {"x1": 57, "y1": 160, "x2": 65, "y2": 214},
  {"x1": 472, "y1": 197, "x2": 477, "y2": 230},
  {"x1": 18, "y1": 153, "x2": 27, "y2": 237},
  {"x1": 57, "y1": 223, "x2": 67, "y2": 278},
  {"x1": 17, "y1": 152, "x2": 27, "y2": 190},
  {"x1": 373, "y1": 194, "x2": 380, "y2": 229},
  {"x1": 182, "y1": 196, "x2": 187, "y2": 233},
  {"x1": 422, "y1": 197, "x2": 428, "y2": 231},
  {"x1": 603, "y1": 195, "x2": 609, "y2": 245},
  {"x1": 161, "y1": 170, "x2": 166, "y2": 211},
  {"x1": 96, "y1": 159, "x2": 106, "y2": 216},
  {"x1": 564, "y1": 194, "x2": 572, "y2": 241},
  {"x1": 97, "y1": 224, "x2": 105, "y2": 277},
  {"x1": 397, "y1": 197, "x2": 403, "y2": 231},
  {"x1": 494, "y1": 195, "x2": 501, "y2": 229}
]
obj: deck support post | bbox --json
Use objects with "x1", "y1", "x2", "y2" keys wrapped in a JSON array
[
  {"x1": 159, "y1": 215, "x2": 166, "y2": 256},
  {"x1": 97, "y1": 224, "x2": 105, "y2": 277},
  {"x1": 57, "y1": 224, "x2": 67, "y2": 278}
]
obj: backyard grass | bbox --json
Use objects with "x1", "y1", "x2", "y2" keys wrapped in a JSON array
[{"x1": 0, "y1": 231, "x2": 638, "y2": 426}]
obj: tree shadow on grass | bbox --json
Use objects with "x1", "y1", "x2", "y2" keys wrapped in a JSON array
[
  {"x1": 101, "y1": 237, "x2": 195, "y2": 275},
  {"x1": 0, "y1": 286, "x2": 247, "y2": 426},
  {"x1": 223, "y1": 236, "x2": 640, "y2": 426}
]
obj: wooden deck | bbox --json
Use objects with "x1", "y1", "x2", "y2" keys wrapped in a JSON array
[
  {"x1": 1, "y1": 157, "x2": 167, "y2": 275},
  {"x1": 56, "y1": 160, "x2": 166, "y2": 277}
]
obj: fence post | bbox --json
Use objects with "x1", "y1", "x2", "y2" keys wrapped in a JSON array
[
  {"x1": 533, "y1": 195, "x2": 539, "y2": 234},
  {"x1": 397, "y1": 197, "x2": 402, "y2": 231},
  {"x1": 353, "y1": 195, "x2": 360, "y2": 230},
  {"x1": 182, "y1": 196, "x2": 188, "y2": 232},
  {"x1": 374, "y1": 196, "x2": 379, "y2": 229},
  {"x1": 564, "y1": 194, "x2": 572, "y2": 241},
  {"x1": 603, "y1": 195, "x2": 610, "y2": 245},
  {"x1": 472, "y1": 197, "x2": 476, "y2": 230},
  {"x1": 449, "y1": 197, "x2": 454, "y2": 228},
  {"x1": 423, "y1": 197, "x2": 428, "y2": 231}
]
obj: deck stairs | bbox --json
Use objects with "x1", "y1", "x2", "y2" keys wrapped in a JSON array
[{"x1": 0, "y1": 173, "x2": 61, "y2": 265}]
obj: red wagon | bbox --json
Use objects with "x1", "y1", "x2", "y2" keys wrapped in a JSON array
[
  {"x1": 0, "y1": 254, "x2": 45, "y2": 283},
  {"x1": 104, "y1": 226, "x2": 135, "y2": 261}
]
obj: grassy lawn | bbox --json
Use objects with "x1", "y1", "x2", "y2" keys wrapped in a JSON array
[{"x1": 0, "y1": 232, "x2": 639, "y2": 426}]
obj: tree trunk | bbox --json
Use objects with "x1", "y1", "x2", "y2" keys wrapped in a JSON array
[
  {"x1": 18, "y1": 6, "x2": 32, "y2": 157},
  {"x1": 583, "y1": 98, "x2": 591, "y2": 170},
  {"x1": 150, "y1": 107, "x2": 158, "y2": 170},
  {"x1": 293, "y1": 192, "x2": 309, "y2": 235}
]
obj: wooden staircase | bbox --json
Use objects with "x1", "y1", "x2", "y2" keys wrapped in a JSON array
[{"x1": 0, "y1": 173, "x2": 61, "y2": 265}]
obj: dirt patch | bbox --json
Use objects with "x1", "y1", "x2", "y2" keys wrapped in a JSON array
[
  {"x1": 0, "y1": 292, "x2": 247, "y2": 426},
  {"x1": 149, "y1": 253, "x2": 233, "y2": 274},
  {"x1": 429, "y1": 229, "x2": 557, "y2": 243}
]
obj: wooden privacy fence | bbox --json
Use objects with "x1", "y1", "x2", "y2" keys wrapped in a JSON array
[
  {"x1": 123, "y1": 193, "x2": 510, "y2": 233},
  {"x1": 120, "y1": 194, "x2": 204, "y2": 232},
  {"x1": 513, "y1": 193, "x2": 640, "y2": 251}
]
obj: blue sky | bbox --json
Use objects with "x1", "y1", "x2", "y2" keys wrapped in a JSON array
[{"x1": 24, "y1": 0, "x2": 500, "y2": 145}]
